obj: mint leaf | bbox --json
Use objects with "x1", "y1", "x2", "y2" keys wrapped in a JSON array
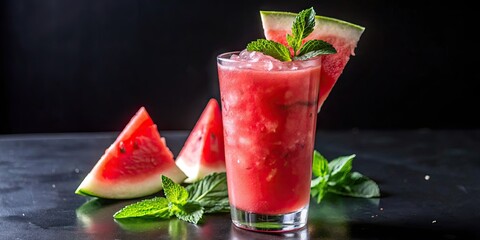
[
  {"x1": 162, "y1": 175, "x2": 189, "y2": 205},
  {"x1": 329, "y1": 172, "x2": 381, "y2": 198},
  {"x1": 312, "y1": 150, "x2": 329, "y2": 177},
  {"x1": 174, "y1": 201, "x2": 204, "y2": 224},
  {"x1": 286, "y1": 34, "x2": 297, "y2": 54},
  {"x1": 328, "y1": 154, "x2": 355, "y2": 183},
  {"x1": 311, "y1": 150, "x2": 330, "y2": 203},
  {"x1": 295, "y1": 40, "x2": 337, "y2": 60},
  {"x1": 247, "y1": 39, "x2": 292, "y2": 61},
  {"x1": 185, "y1": 172, "x2": 230, "y2": 213},
  {"x1": 311, "y1": 179, "x2": 328, "y2": 203},
  {"x1": 113, "y1": 197, "x2": 172, "y2": 219},
  {"x1": 287, "y1": 7, "x2": 316, "y2": 54},
  {"x1": 296, "y1": 8, "x2": 316, "y2": 40},
  {"x1": 311, "y1": 173, "x2": 329, "y2": 204},
  {"x1": 310, "y1": 152, "x2": 380, "y2": 204}
]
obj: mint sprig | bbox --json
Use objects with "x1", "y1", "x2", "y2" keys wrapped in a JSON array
[
  {"x1": 113, "y1": 172, "x2": 229, "y2": 224},
  {"x1": 311, "y1": 150, "x2": 380, "y2": 203},
  {"x1": 247, "y1": 7, "x2": 337, "y2": 61}
]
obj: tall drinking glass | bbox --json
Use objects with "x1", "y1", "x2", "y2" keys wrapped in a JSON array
[{"x1": 217, "y1": 51, "x2": 321, "y2": 232}]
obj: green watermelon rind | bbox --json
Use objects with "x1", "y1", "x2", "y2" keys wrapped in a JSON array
[
  {"x1": 260, "y1": 10, "x2": 365, "y2": 110},
  {"x1": 260, "y1": 10, "x2": 365, "y2": 52},
  {"x1": 176, "y1": 158, "x2": 226, "y2": 183},
  {"x1": 75, "y1": 188, "x2": 98, "y2": 198},
  {"x1": 260, "y1": 10, "x2": 365, "y2": 33},
  {"x1": 74, "y1": 107, "x2": 187, "y2": 200},
  {"x1": 75, "y1": 165, "x2": 186, "y2": 199}
]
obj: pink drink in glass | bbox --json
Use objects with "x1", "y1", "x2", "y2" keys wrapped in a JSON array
[{"x1": 217, "y1": 51, "x2": 321, "y2": 232}]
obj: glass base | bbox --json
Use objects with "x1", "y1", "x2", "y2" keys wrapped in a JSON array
[{"x1": 230, "y1": 205, "x2": 308, "y2": 232}]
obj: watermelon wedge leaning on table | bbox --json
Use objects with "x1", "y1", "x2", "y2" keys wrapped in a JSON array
[
  {"x1": 75, "y1": 107, "x2": 186, "y2": 199},
  {"x1": 175, "y1": 98, "x2": 226, "y2": 183}
]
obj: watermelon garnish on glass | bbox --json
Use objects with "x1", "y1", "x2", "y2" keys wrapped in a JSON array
[
  {"x1": 260, "y1": 11, "x2": 365, "y2": 110},
  {"x1": 175, "y1": 98, "x2": 226, "y2": 183},
  {"x1": 75, "y1": 107, "x2": 186, "y2": 199}
]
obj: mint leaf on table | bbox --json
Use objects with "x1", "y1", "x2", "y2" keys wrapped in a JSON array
[
  {"x1": 113, "y1": 197, "x2": 171, "y2": 219},
  {"x1": 174, "y1": 201, "x2": 204, "y2": 224},
  {"x1": 312, "y1": 150, "x2": 329, "y2": 177},
  {"x1": 311, "y1": 150, "x2": 380, "y2": 203},
  {"x1": 113, "y1": 176, "x2": 194, "y2": 221},
  {"x1": 185, "y1": 172, "x2": 230, "y2": 213},
  {"x1": 310, "y1": 151, "x2": 329, "y2": 203},
  {"x1": 113, "y1": 173, "x2": 230, "y2": 225},
  {"x1": 161, "y1": 175, "x2": 204, "y2": 224},
  {"x1": 247, "y1": 7, "x2": 336, "y2": 61},
  {"x1": 328, "y1": 154, "x2": 355, "y2": 183},
  {"x1": 162, "y1": 175, "x2": 188, "y2": 205},
  {"x1": 329, "y1": 172, "x2": 381, "y2": 198}
]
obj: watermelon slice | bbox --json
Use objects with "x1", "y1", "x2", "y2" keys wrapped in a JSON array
[
  {"x1": 75, "y1": 107, "x2": 186, "y2": 199},
  {"x1": 175, "y1": 98, "x2": 226, "y2": 183},
  {"x1": 260, "y1": 11, "x2": 365, "y2": 110}
]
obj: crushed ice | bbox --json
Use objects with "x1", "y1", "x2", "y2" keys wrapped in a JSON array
[{"x1": 225, "y1": 50, "x2": 320, "y2": 71}]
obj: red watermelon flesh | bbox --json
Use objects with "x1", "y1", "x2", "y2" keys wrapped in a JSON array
[
  {"x1": 175, "y1": 98, "x2": 226, "y2": 183},
  {"x1": 75, "y1": 107, "x2": 186, "y2": 199},
  {"x1": 261, "y1": 11, "x2": 365, "y2": 110}
]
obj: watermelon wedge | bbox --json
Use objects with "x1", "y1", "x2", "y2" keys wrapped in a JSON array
[
  {"x1": 175, "y1": 98, "x2": 226, "y2": 183},
  {"x1": 75, "y1": 107, "x2": 186, "y2": 199},
  {"x1": 260, "y1": 11, "x2": 365, "y2": 110}
]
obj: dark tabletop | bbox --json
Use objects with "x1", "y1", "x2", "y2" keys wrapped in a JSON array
[{"x1": 1, "y1": 130, "x2": 479, "y2": 240}]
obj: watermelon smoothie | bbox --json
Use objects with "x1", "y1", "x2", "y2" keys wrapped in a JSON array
[{"x1": 217, "y1": 50, "x2": 321, "y2": 231}]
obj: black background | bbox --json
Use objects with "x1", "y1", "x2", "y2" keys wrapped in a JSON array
[{"x1": 1, "y1": 0, "x2": 478, "y2": 134}]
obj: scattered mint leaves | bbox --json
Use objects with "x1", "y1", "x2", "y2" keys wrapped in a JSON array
[
  {"x1": 113, "y1": 156, "x2": 379, "y2": 225},
  {"x1": 247, "y1": 7, "x2": 337, "y2": 61},
  {"x1": 113, "y1": 173, "x2": 229, "y2": 225},
  {"x1": 311, "y1": 150, "x2": 380, "y2": 203}
]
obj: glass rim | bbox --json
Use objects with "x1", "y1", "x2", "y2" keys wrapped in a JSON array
[
  {"x1": 216, "y1": 51, "x2": 242, "y2": 63},
  {"x1": 216, "y1": 50, "x2": 322, "y2": 67}
]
